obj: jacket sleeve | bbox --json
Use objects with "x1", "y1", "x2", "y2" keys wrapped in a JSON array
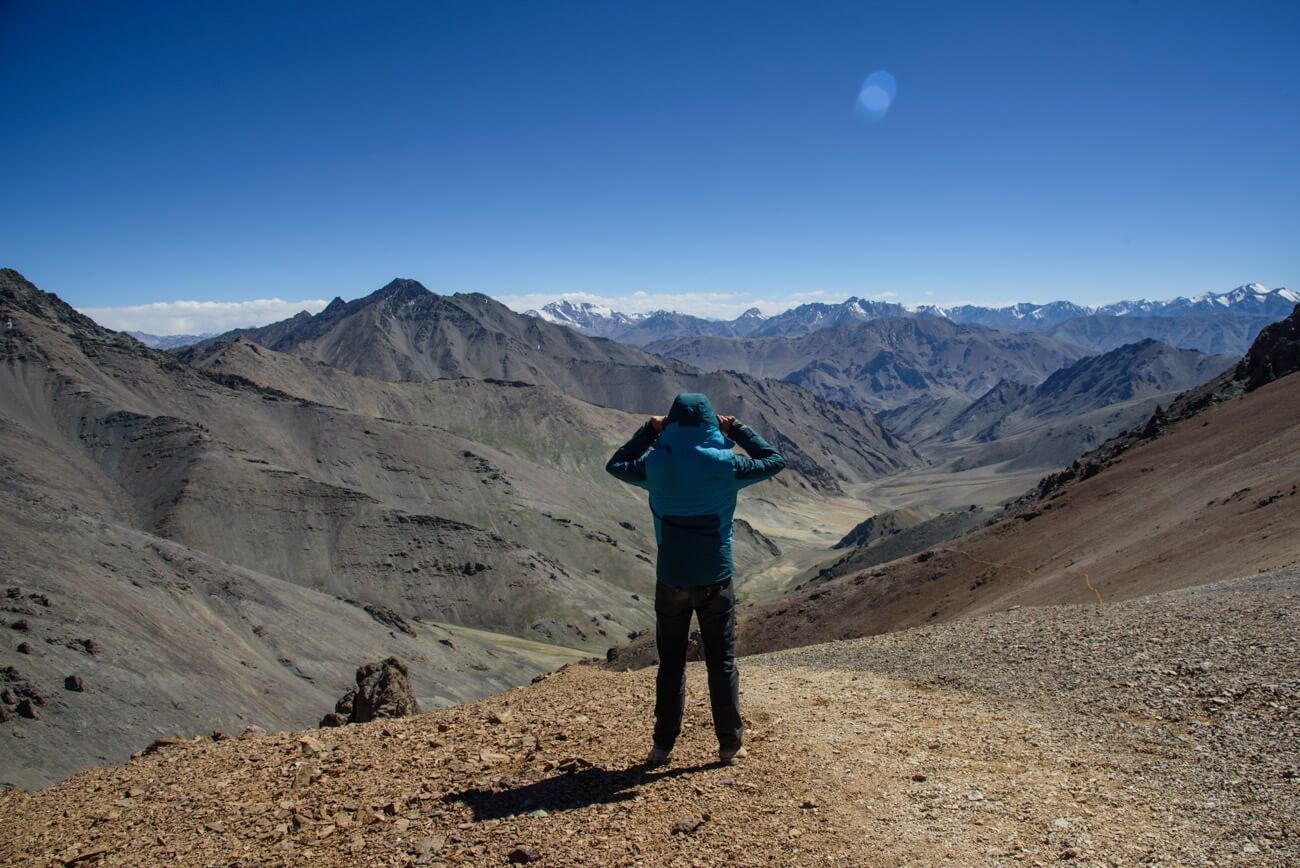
[
  {"x1": 605, "y1": 421, "x2": 659, "y2": 487},
  {"x1": 729, "y1": 422, "x2": 786, "y2": 486}
]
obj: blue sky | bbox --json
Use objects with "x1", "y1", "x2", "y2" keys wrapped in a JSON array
[{"x1": 3, "y1": 1, "x2": 1297, "y2": 333}]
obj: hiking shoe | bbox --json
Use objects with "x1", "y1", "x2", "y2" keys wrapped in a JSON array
[
  {"x1": 719, "y1": 745, "x2": 747, "y2": 765},
  {"x1": 646, "y1": 745, "x2": 671, "y2": 766}
]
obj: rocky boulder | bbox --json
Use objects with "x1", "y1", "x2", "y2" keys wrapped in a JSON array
[
  {"x1": 1235, "y1": 302, "x2": 1300, "y2": 391},
  {"x1": 321, "y1": 657, "x2": 420, "y2": 726}
]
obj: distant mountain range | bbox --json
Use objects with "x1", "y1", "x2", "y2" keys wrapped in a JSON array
[
  {"x1": 195, "y1": 278, "x2": 1243, "y2": 485},
  {"x1": 642, "y1": 318, "x2": 1091, "y2": 412},
  {"x1": 126, "y1": 330, "x2": 216, "y2": 349},
  {"x1": 529, "y1": 283, "x2": 1297, "y2": 355},
  {"x1": 192, "y1": 279, "x2": 919, "y2": 489}
]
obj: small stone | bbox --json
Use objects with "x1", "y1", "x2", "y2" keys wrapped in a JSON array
[
  {"x1": 671, "y1": 816, "x2": 705, "y2": 834},
  {"x1": 417, "y1": 835, "x2": 446, "y2": 855},
  {"x1": 490, "y1": 709, "x2": 514, "y2": 724},
  {"x1": 299, "y1": 736, "x2": 323, "y2": 755},
  {"x1": 1060, "y1": 847, "x2": 1079, "y2": 859},
  {"x1": 507, "y1": 846, "x2": 541, "y2": 863},
  {"x1": 1053, "y1": 818, "x2": 1071, "y2": 829},
  {"x1": 800, "y1": 799, "x2": 818, "y2": 809},
  {"x1": 392, "y1": 817, "x2": 411, "y2": 833},
  {"x1": 16, "y1": 643, "x2": 31, "y2": 654},
  {"x1": 291, "y1": 762, "x2": 321, "y2": 791},
  {"x1": 911, "y1": 774, "x2": 927, "y2": 782},
  {"x1": 967, "y1": 789, "x2": 984, "y2": 801},
  {"x1": 355, "y1": 805, "x2": 381, "y2": 825},
  {"x1": 204, "y1": 821, "x2": 226, "y2": 833},
  {"x1": 241, "y1": 725, "x2": 268, "y2": 739},
  {"x1": 211, "y1": 730, "x2": 233, "y2": 741},
  {"x1": 1242, "y1": 842, "x2": 1261, "y2": 854},
  {"x1": 16, "y1": 698, "x2": 39, "y2": 720}
]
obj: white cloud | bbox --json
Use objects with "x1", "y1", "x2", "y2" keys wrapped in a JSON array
[{"x1": 77, "y1": 298, "x2": 331, "y2": 336}]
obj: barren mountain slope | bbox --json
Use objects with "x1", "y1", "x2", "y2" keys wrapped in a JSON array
[
  {"x1": 191, "y1": 279, "x2": 919, "y2": 489},
  {"x1": 880, "y1": 339, "x2": 1236, "y2": 479},
  {"x1": 3, "y1": 570, "x2": 1296, "y2": 865},
  {"x1": 646, "y1": 318, "x2": 1090, "y2": 412},
  {"x1": 1043, "y1": 311, "x2": 1279, "y2": 355},
  {"x1": 933, "y1": 340, "x2": 1235, "y2": 445},
  {"x1": 734, "y1": 369, "x2": 1300, "y2": 656},
  {"x1": 176, "y1": 338, "x2": 896, "y2": 587},
  {"x1": 0, "y1": 272, "x2": 652, "y2": 644}
]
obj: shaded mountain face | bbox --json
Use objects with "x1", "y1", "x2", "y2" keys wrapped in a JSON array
[
  {"x1": 646, "y1": 317, "x2": 1090, "y2": 412},
  {"x1": 895, "y1": 340, "x2": 1238, "y2": 471},
  {"x1": 194, "y1": 279, "x2": 919, "y2": 489},
  {"x1": 1040, "y1": 312, "x2": 1278, "y2": 356}
]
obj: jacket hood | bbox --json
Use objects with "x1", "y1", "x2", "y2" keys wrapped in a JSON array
[
  {"x1": 665, "y1": 393, "x2": 718, "y2": 429},
  {"x1": 658, "y1": 393, "x2": 729, "y2": 451}
]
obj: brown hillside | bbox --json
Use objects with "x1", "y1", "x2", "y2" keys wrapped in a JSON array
[{"x1": 735, "y1": 370, "x2": 1300, "y2": 656}]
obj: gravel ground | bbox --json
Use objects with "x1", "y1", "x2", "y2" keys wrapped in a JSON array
[
  {"x1": 748, "y1": 568, "x2": 1300, "y2": 864},
  {"x1": 2, "y1": 570, "x2": 1296, "y2": 866}
]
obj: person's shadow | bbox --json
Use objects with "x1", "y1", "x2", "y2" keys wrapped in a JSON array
[{"x1": 443, "y1": 761, "x2": 717, "y2": 821}]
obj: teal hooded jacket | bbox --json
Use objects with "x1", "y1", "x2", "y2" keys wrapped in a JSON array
[{"x1": 605, "y1": 393, "x2": 786, "y2": 586}]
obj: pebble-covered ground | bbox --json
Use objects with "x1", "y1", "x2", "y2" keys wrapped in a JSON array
[{"x1": 1, "y1": 570, "x2": 1296, "y2": 866}]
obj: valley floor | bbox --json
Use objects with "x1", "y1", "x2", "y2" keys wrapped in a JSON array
[{"x1": 2, "y1": 569, "x2": 1296, "y2": 866}]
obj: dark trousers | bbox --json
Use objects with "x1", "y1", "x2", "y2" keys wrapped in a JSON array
[{"x1": 653, "y1": 579, "x2": 742, "y2": 752}]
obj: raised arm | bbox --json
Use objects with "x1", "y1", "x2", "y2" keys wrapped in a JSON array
[
  {"x1": 605, "y1": 419, "x2": 661, "y2": 486},
  {"x1": 728, "y1": 421, "x2": 786, "y2": 485}
]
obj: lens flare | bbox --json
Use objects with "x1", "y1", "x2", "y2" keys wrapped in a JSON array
[{"x1": 855, "y1": 70, "x2": 897, "y2": 124}]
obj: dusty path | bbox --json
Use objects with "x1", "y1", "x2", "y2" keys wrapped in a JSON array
[{"x1": 2, "y1": 571, "x2": 1296, "y2": 866}]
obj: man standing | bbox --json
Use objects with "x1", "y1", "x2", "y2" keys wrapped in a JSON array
[{"x1": 606, "y1": 393, "x2": 786, "y2": 765}]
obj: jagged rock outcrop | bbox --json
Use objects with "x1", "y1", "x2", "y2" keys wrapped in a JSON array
[
  {"x1": 322, "y1": 657, "x2": 420, "y2": 726},
  {"x1": 1234, "y1": 302, "x2": 1300, "y2": 391}
]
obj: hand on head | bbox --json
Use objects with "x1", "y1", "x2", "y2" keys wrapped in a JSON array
[
  {"x1": 649, "y1": 415, "x2": 667, "y2": 434},
  {"x1": 717, "y1": 415, "x2": 735, "y2": 436}
]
